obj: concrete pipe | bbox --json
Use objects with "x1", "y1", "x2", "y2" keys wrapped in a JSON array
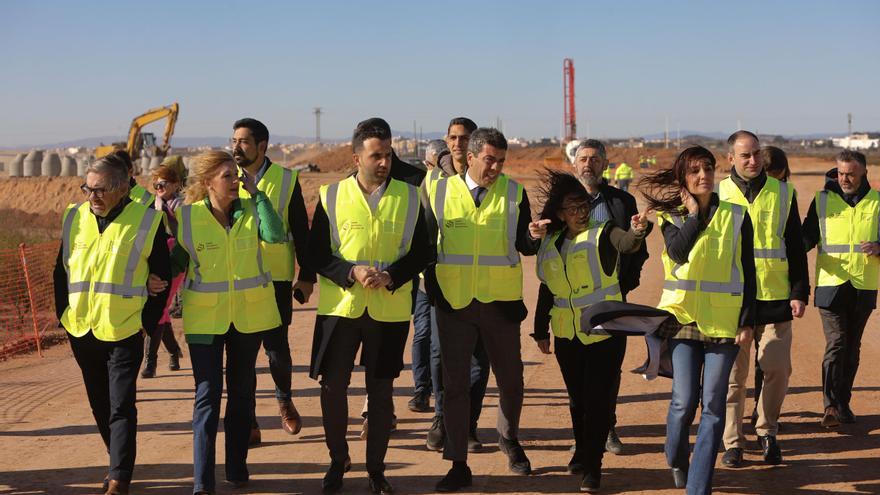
[
  {"x1": 61, "y1": 156, "x2": 77, "y2": 176},
  {"x1": 149, "y1": 156, "x2": 161, "y2": 171},
  {"x1": 139, "y1": 157, "x2": 150, "y2": 176},
  {"x1": 76, "y1": 158, "x2": 88, "y2": 176},
  {"x1": 22, "y1": 150, "x2": 43, "y2": 177},
  {"x1": 8, "y1": 154, "x2": 24, "y2": 177},
  {"x1": 41, "y1": 152, "x2": 62, "y2": 176}
]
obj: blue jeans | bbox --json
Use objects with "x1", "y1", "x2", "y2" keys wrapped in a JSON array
[
  {"x1": 189, "y1": 327, "x2": 263, "y2": 494},
  {"x1": 430, "y1": 305, "x2": 490, "y2": 424},
  {"x1": 411, "y1": 289, "x2": 433, "y2": 396},
  {"x1": 665, "y1": 339, "x2": 739, "y2": 495}
]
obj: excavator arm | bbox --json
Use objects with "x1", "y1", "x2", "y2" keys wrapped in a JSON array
[{"x1": 125, "y1": 102, "x2": 180, "y2": 157}]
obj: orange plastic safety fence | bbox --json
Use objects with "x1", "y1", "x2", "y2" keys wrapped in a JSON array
[{"x1": 0, "y1": 241, "x2": 65, "y2": 359}]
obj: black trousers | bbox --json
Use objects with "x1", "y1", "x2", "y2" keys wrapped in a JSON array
[
  {"x1": 69, "y1": 331, "x2": 144, "y2": 483},
  {"x1": 144, "y1": 322, "x2": 181, "y2": 361},
  {"x1": 320, "y1": 314, "x2": 395, "y2": 474},
  {"x1": 555, "y1": 335, "x2": 626, "y2": 477},
  {"x1": 819, "y1": 305, "x2": 874, "y2": 410}
]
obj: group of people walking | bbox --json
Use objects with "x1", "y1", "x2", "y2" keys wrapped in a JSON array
[{"x1": 53, "y1": 115, "x2": 878, "y2": 495}]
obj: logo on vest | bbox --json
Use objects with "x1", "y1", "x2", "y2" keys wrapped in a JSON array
[
  {"x1": 196, "y1": 241, "x2": 220, "y2": 252},
  {"x1": 342, "y1": 220, "x2": 364, "y2": 232},
  {"x1": 444, "y1": 219, "x2": 467, "y2": 229}
]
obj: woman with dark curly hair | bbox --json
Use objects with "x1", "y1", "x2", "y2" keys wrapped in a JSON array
[
  {"x1": 638, "y1": 146, "x2": 756, "y2": 495},
  {"x1": 530, "y1": 169, "x2": 650, "y2": 493}
]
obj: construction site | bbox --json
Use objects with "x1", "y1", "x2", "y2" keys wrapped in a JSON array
[{"x1": 0, "y1": 53, "x2": 878, "y2": 495}]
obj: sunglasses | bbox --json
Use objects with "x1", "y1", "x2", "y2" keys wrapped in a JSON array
[{"x1": 153, "y1": 181, "x2": 175, "y2": 190}]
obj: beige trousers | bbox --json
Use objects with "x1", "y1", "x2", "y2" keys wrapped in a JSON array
[{"x1": 723, "y1": 320, "x2": 793, "y2": 449}]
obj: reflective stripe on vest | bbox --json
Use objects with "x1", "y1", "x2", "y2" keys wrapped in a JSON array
[
  {"x1": 130, "y1": 185, "x2": 152, "y2": 206},
  {"x1": 62, "y1": 203, "x2": 158, "y2": 298},
  {"x1": 178, "y1": 200, "x2": 271, "y2": 293},
  {"x1": 434, "y1": 176, "x2": 519, "y2": 267},
  {"x1": 815, "y1": 189, "x2": 880, "y2": 290},
  {"x1": 816, "y1": 190, "x2": 878, "y2": 254},
  {"x1": 719, "y1": 177, "x2": 790, "y2": 260}
]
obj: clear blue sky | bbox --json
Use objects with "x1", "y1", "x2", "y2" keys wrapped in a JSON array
[{"x1": 3, "y1": 0, "x2": 878, "y2": 146}]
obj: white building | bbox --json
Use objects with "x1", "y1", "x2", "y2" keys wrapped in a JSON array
[{"x1": 832, "y1": 133, "x2": 879, "y2": 150}]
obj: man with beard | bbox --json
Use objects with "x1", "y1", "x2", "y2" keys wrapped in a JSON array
[
  {"x1": 308, "y1": 117, "x2": 429, "y2": 493},
  {"x1": 803, "y1": 150, "x2": 880, "y2": 428},
  {"x1": 570, "y1": 139, "x2": 649, "y2": 455},
  {"x1": 231, "y1": 118, "x2": 315, "y2": 442}
]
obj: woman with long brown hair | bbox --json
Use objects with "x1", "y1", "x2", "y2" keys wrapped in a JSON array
[{"x1": 639, "y1": 146, "x2": 755, "y2": 494}]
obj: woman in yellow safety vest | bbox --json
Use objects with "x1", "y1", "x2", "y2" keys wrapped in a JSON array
[
  {"x1": 167, "y1": 150, "x2": 286, "y2": 495},
  {"x1": 639, "y1": 146, "x2": 755, "y2": 495},
  {"x1": 530, "y1": 170, "x2": 650, "y2": 493}
]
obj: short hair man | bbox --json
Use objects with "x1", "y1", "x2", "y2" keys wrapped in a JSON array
[
  {"x1": 54, "y1": 153, "x2": 171, "y2": 494},
  {"x1": 565, "y1": 139, "x2": 650, "y2": 454},
  {"x1": 719, "y1": 130, "x2": 809, "y2": 467},
  {"x1": 802, "y1": 150, "x2": 880, "y2": 427},
  {"x1": 231, "y1": 117, "x2": 316, "y2": 440},
  {"x1": 308, "y1": 117, "x2": 430, "y2": 494},
  {"x1": 425, "y1": 128, "x2": 540, "y2": 491}
]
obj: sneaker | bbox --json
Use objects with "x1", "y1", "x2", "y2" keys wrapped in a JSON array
[
  {"x1": 821, "y1": 407, "x2": 840, "y2": 428},
  {"x1": 435, "y1": 464, "x2": 472, "y2": 492},
  {"x1": 759, "y1": 435, "x2": 782, "y2": 465},
  {"x1": 140, "y1": 359, "x2": 157, "y2": 379},
  {"x1": 426, "y1": 416, "x2": 445, "y2": 451},
  {"x1": 580, "y1": 472, "x2": 600, "y2": 493},
  {"x1": 408, "y1": 392, "x2": 430, "y2": 413},
  {"x1": 605, "y1": 428, "x2": 623, "y2": 455},
  {"x1": 721, "y1": 447, "x2": 743, "y2": 468},
  {"x1": 498, "y1": 436, "x2": 532, "y2": 475}
]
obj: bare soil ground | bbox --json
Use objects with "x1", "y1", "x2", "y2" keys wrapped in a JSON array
[{"x1": 0, "y1": 154, "x2": 878, "y2": 494}]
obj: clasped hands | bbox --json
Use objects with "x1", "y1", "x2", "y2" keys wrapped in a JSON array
[{"x1": 352, "y1": 265, "x2": 392, "y2": 289}]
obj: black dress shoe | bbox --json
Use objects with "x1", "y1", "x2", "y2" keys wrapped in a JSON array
[
  {"x1": 467, "y1": 428, "x2": 482, "y2": 452},
  {"x1": 580, "y1": 472, "x2": 600, "y2": 493},
  {"x1": 839, "y1": 406, "x2": 856, "y2": 424},
  {"x1": 369, "y1": 473, "x2": 394, "y2": 494},
  {"x1": 322, "y1": 457, "x2": 352, "y2": 493},
  {"x1": 435, "y1": 465, "x2": 473, "y2": 492},
  {"x1": 498, "y1": 436, "x2": 532, "y2": 475},
  {"x1": 168, "y1": 350, "x2": 181, "y2": 371},
  {"x1": 671, "y1": 467, "x2": 687, "y2": 489},
  {"x1": 605, "y1": 428, "x2": 623, "y2": 455},
  {"x1": 759, "y1": 435, "x2": 782, "y2": 465},
  {"x1": 721, "y1": 447, "x2": 744, "y2": 468},
  {"x1": 567, "y1": 453, "x2": 584, "y2": 475}
]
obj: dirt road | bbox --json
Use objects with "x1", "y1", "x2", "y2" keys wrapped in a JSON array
[{"x1": 0, "y1": 168, "x2": 878, "y2": 494}]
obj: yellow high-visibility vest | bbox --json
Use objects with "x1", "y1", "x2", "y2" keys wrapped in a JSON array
[
  {"x1": 176, "y1": 199, "x2": 280, "y2": 334},
  {"x1": 239, "y1": 163, "x2": 300, "y2": 281},
  {"x1": 536, "y1": 224, "x2": 621, "y2": 345},
  {"x1": 318, "y1": 176, "x2": 420, "y2": 322},
  {"x1": 130, "y1": 184, "x2": 154, "y2": 206},
  {"x1": 718, "y1": 176, "x2": 793, "y2": 301},
  {"x1": 615, "y1": 163, "x2": 633, "y2": 180},
  {"x1": 815, "y1": 189, "x2": 880, "y2": 290},
  {"x1": 430, "y1": 173, "x2": 523, "y2": 309},
  {"x1": 657, "y1": 201, "x2": 745, "y2": 338},
  {"x1": 60, "y1": 201, "x2": 162, "y2": 341}
]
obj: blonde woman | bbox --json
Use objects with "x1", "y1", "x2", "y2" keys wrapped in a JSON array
[{"x1": 166, "y1": 150, "x2": 285, "y2": 494}]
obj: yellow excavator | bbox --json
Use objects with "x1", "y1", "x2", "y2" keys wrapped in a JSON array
[{"x1": 95, "y1": 102, "x2": 180, "y2": 159}]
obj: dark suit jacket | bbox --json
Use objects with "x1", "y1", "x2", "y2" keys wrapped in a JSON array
[
  {"x1": 597, "y1": 182, "x2": 649, "y2": 299},
  {"x1": 306, "y1": 176, "x2": 430, "y2": 379}
]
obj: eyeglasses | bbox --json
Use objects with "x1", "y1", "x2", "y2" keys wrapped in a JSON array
[
  {"x1": 562, "y1": 203, "x2": 591, "y2": 214},
  {"x1": 80, "y1": 184, "x2": 111, "y2": 198}
]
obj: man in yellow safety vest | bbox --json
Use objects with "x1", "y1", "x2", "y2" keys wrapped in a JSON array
[
  {"x1": 803, "y1": 150, "x2": 880, "y2": 428},
  {"x1": 308, "y1": 117, "x2": 429, "y2": 494}
]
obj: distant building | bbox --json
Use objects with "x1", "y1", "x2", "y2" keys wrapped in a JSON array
[{"x1": 832, "y1": 133, "x2": 880, "y2": 150}]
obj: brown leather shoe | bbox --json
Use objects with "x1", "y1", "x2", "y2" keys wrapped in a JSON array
[
  {"x1": 279, "y1": 399, "x2": 302, "y2": 435},
  {"x1": 821, "y1": 407, "x2": 840, "y2": 428},
  {"x1": 105, "y1": 479, "x2": 129, "y2": 495}
]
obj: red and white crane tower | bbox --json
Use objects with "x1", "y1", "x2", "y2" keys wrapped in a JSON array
[{"x1": 563, "y1": 58, "x2": 576, "y2": 142}]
